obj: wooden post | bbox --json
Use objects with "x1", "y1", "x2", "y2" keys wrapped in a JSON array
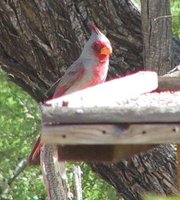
[{"x1": 40, "y1": 145, "x2": 68, "y2": 200}]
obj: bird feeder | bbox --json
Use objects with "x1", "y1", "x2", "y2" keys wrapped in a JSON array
[{"x1": 40, "y1": 71, "x2": 180, "y2": 162}]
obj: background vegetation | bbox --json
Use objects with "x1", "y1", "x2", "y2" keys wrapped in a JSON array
[{"x1": 0, "y1": 1, "x2": 179, "y2": 199}]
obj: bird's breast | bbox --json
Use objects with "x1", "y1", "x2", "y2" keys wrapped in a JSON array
[
  {"x1": 91, "y1": 60, "x2": 109, "y2": 84},
  {"x1": 65, "y1": 60, "x2": 108, "y2": 94}
]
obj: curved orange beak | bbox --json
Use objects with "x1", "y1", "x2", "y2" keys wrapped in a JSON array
[{"x1": 100, "y1": 46, "x2": 112, "y2": 55}]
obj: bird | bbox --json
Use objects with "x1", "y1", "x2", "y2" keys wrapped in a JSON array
[
  {"x1": 28, "y1": 24, "x2": 112, "y2": 164},
  {"x1": 53, "y1": 24, "x2": 112, "y2": 98}
]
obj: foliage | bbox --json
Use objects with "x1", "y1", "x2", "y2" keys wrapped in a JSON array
[
  {"x1": 0, "y1": 69, "x2": 44, "y2": 199},
  {"x1": 0, "y1": 68, "x2": 117, "y2": 199},
  {"x1": 143, "y1": 194, "x2": 180, "y2": 200},
  {"x1": 67, "y1": 163, "x2": 116, "y2": 200},
  {"x1": 171, "y1": 0, "x2": 180, "y2": 38},
  {"x1": 135, "y1": 0, "x2": 180, "y2": 38},
  {"x1": 81, "y1": 164, "x2": 116, "y2": 200}
]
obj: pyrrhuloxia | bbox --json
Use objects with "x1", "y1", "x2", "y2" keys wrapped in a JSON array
[
  {"x1": 29, "y1": 24, "x2": 112, "y2": 164},
  {"x1": 53, "y1": 24, "x2": 112, "y2": 98}
]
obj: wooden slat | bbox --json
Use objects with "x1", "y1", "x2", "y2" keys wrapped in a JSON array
[
  {"x1": 158, "y1": 77, "x2": 180, "y2": 91},
  {"x1": 58, "y1": 144, "x2": 157, "y2": 162},
  {"x1": 42, "y1": 91, "x2": 180, "y2": 124},
  {"x1": 42, "y1": 106, "x2": 180, "y2": 124},
  {"x1": 41, "y1": 124, "x2": 180, "y2": 145}
]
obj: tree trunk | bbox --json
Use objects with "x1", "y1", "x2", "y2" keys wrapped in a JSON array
[
  {"x1": 0, "y1": 0, "x2": 180, "y2": 199},
  {"x1": 142, "y1": 0, "x2": 172, "y2": 74}
]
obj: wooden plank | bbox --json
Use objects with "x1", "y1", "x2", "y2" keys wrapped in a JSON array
[
  {"x1": 158, "y1": 77, "x2": 180, "y2": 91},
  {"x1": 46, "y1": 71, "x2": 158, "y2": 108},
  {"x1": 42, "y1": 91, "x2": 180, "y2": 124},
  {"x1": 58, "y1": 144, "x2": 157, "y2": 162},
  {"x1": 41, "y1": 124, "x2": 180, "y2": 145}
]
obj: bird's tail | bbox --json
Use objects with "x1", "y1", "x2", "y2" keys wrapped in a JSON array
[{"x1": 28, "y1": 136, "x2": 42, "y2": 165}]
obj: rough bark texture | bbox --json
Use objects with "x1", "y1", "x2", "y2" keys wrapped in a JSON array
[
  {"x1": 0, "y1": 0, "x2": 143, "y2": 102},
  {"x1": 142, "y1": 0, "x2": 172, "y2": 74},
  {"x1": 0, "y1": 0, "x2": 180, "y2": 200},
  {"x1": 91, "y1": 145, "x2": 178, "y2": 199}
]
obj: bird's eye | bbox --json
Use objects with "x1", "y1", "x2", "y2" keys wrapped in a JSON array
[
  {"x1": 92, "y1": 43, "x2": 100, "y2": 52},
  {"x1": 92, "y1": 42, "x2": 104, "y2": 53}
]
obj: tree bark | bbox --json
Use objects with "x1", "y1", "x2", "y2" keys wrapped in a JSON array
[
  {"x1": 142, "y1": 0, "x2": 173, "y2": 74},
  {"x1": 0, "y1": 0, "x2": 180, "y2": 199}
]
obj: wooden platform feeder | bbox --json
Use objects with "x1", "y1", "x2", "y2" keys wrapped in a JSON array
[{"x1": 40, "y1": 71, "x2": 180, "y2": 163}]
